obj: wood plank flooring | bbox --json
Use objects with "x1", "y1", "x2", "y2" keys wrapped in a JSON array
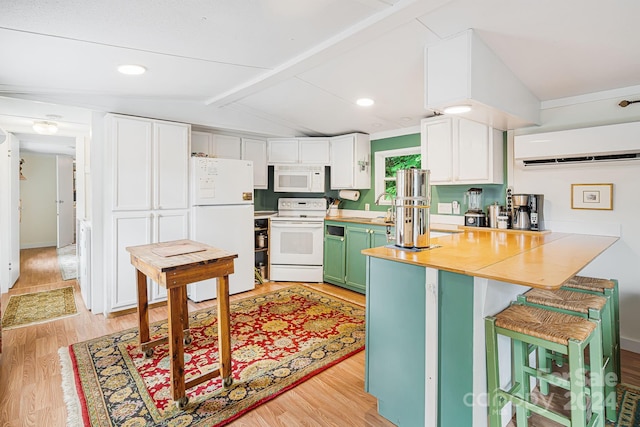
[
  {"x1": 0, "y1": 247, "x2": 393, "y2": 426},
  {"x1": 2, "y1": 247, "x2": 639, "y2": 426}
]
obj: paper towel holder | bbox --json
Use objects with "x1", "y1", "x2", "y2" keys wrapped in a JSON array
[{"x1": 338, "y1": 190, "x2": 360, "y2": 201}]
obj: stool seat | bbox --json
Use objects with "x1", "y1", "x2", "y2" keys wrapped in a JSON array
[
  {"x1": 564, "y1": 275, "x2": 615, "y2": 291},
  {"x1": 524, "y1": 288, "x2": 607, "y2": 314},
  {"x1": 495, "y1": 304, "x2": 596, "y2": 345}
]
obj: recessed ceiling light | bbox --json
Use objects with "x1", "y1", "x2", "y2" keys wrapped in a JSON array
[
  {"x1": 443, "y1": 105, "x2": 471, "y2": 114},
  {"x1": 33, "y1": 121, "x2": 58, "y2": 135},
  {"x1": 118, "y1": 64, "x2": 147, "y2": 75},
  {"x1": 356, "y1": 98, "x2": 374, "y2": 107}
]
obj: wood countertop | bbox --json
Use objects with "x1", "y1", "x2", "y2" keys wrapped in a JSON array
[{"x1": 361, "y1": 229, "x2": 618, "y2": 290}]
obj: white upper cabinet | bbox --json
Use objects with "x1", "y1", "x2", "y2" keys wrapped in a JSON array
[
  {"x1": 190, "y1": 131, "x2": 241, "y2": 159},
  {"x1": 267, "y1": 137, "x2": 330, "y2": 165},
  {"x1": 111, "y1": 116, "x2": 153, "y2": 211},
  {"x1": 421, "y1": 116, "x2": 503, "y2": 185},
  {"x1": 330, "y1": 133, "x2": 371, "y2": 190},
  {"x1": 155, "y1": 122, "x2": 189, "y2": 210},
  {"x1": 191, "y1": 130, "x2": 212, "y2": 156},
  {"x1": 242, "y1": 138, "x2": 268, "y2": 189},
  {"x1": 213, "y1": 134, "x2": 242, "y2": 159},
  {"x1": 109, "y1": 115, "x2": 190, "y2": 211},
  {"x1": 299, "y1": 138, "x2": 330, "y2": 165},
  {"x1": 267, "y1": 138, "x2": 299, "y2": 163}
]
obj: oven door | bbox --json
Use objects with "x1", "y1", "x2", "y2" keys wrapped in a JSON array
[{"x1": 270, "y1": 220, "x2": 324, "y2": 265}]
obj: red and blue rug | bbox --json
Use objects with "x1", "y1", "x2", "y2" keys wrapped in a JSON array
[{"x1": 59, "y1": 286, "x2": 366, "y2": 426}]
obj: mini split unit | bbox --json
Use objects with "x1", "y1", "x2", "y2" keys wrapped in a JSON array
[{"x1": 514, "y1": 121, "x2": 640, "y2": 168}]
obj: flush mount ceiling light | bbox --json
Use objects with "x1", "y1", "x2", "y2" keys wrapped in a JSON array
[
  {"x1": 32, "y1": 121, "x2": 58, "y2": 135},
  {"x1": 117, "y1": 64, "x2": 147, "y2": 75},
  {"x1": 443, "y1": 105, "x2": 472, "y2": 114},
  {"x1": 356, "y1": 98, "x2": 374, "y2": 107}
]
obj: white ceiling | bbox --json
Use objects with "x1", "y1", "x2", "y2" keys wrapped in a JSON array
[{"x1": 1, "y1": 0, "x2": 640, "y2": 153}]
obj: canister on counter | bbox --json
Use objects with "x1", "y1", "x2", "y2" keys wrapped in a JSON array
[{"x1": 487, "y1": 202, "x2": 501, "y2": 229}]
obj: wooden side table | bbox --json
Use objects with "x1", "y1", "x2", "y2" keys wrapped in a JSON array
[{"x1": 126, "y1": 239, "x2": 237, "y2": 409}]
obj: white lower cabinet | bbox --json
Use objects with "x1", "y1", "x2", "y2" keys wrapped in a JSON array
[{"x1": 109, "y1": 210, "x2": 189, "y2": 312}]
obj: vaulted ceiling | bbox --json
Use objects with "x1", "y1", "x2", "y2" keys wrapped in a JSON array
[{"x1": 1, "y1": 0, "x2": 640, "y2": 145}]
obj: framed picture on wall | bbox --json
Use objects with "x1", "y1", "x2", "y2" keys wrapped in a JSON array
[{"x1": 571, "y1": 183, "x2": 613, "y2": 210}]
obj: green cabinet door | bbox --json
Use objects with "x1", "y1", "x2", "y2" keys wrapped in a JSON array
[
  {"x1": 345, "y1": 224, "x2": 391, "y2": 293},
  {"x1": 323, "y1": 234, "x2": 346, "y2": 284},
  {"x1": 345, "y1": 226, "x2": 371, "y2": 293}
]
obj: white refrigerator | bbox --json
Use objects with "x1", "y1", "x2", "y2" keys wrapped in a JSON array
[{"x1": 188, "y1": 157, "x2": 255, "y2": 302}]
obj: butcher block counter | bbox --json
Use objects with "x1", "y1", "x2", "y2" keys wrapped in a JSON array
[
  {"x1": 361, "y1": 230, "x2": 619, "y2": 427},
  {"x1": 362, "y1": 229, "x2": 618, "y2": 289}
]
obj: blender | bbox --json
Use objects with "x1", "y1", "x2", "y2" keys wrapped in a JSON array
[{"x1": 464, "y1": 188, "x2": 486, "y2": 227}]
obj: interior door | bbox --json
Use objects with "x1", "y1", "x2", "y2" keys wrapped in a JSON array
[
  {"x1": 56, "y1": 155, "x2": 74, "y2": 248},
  {"x1": 9, "y1": 134, "x2": 20, "y2": 287}
]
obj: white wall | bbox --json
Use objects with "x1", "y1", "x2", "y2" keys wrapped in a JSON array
[
  {"x1": 20, "y1": 153, "x2": 57, "y2": 248},
  {"x1": 0, "y1": 129, "x2": 10, "y2": 290},
  {"x1": 510, "y1": 92, "x2": 640, "y2": 352}
]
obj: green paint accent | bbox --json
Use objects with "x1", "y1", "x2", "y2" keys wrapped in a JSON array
[
  {"x1": 437, "y1": 271, "x2": 474, "y2": 427},
  {"x1": 254, "y1": 131, "x2": 508, "y2": 216},
  {"x1": 324, "y1": 220, "x2": 391, "y2": 294},
  {"x1": 366, "y1": 257, "x2": 425, "y2": 426}
]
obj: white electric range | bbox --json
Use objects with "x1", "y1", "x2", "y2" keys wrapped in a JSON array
[{"x1": 269, "y1": 198, "x2": 326, "y2": 282}]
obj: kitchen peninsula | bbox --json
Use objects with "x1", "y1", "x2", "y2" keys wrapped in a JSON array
[{"x1": 362, "y1": 229, "x2": 618, "y2": 427}]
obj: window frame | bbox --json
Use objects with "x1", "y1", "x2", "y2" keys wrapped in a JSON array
[{"x1": 374, "y1": 147, "x2": 421, "y2": 206}]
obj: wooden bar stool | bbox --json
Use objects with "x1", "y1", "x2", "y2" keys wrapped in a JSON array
[
  {"x1": 562, "y1": 276, "x2": 620, "y2": 382},
  {"x1": 517, "y1": 288, "x2": 616, "y2": 422},
  {"x1": 485, "y1": 304, "x2": 605, "y2": 427}
]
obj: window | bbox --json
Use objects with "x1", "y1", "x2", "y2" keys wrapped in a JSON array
[{"x1": 374, "y1": 147, "x2": 421, "y2": 205}]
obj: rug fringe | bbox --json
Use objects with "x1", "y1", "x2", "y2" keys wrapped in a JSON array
[{"x1": 58, "y1": 347, "x2": 82, "y2": 427}]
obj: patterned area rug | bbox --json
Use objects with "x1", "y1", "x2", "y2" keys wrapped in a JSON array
[
  {"x1": 1, "y1": 286, "x2": 78, "y2": 330},
  {"x1": 59, "y1": 286, "x2": 366, "y2": 426},
  {"x1": 57, "y1": 244, "x2": 77, "y2": 281},
  {"x1": 613, "y1": 383, "x2": 640, "y2": 426}
]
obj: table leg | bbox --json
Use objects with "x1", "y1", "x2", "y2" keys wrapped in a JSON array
[
  {"x1": 168, "y1": 286, "x2": 187, "y2": 407},
  {"x1": 182, "y1": 286, "x2": 192, "y2": 345},
  {"x1": 136, "y1": 269, "x2": 150, "y2": 353},
  {"x1": 217, "y1": 275, "x2": 232, "y2": 387}
]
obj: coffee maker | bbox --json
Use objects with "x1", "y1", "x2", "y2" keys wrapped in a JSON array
[
  {"x1": 464, "y1": 188, "x2": 487, "y2": 227},
  {"x1": 512, "y1": 194, "x2": 531, "y2": 230},
  {"x1": 529, "y1": 194, "x2": 544, "y2": 231}
]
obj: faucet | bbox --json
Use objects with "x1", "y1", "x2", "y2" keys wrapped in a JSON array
[{"x1": 375, "y1": 192, "x2": 390, "y2": 205}]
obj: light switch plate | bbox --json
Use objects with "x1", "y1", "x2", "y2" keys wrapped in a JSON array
[{"x1": 438, "y1": 202, "x2": 453, "y2": 214}]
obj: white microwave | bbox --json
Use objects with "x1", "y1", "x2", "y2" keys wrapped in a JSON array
[{"x1": 274, "y1": 165, "x2": 325, "y2": 193}]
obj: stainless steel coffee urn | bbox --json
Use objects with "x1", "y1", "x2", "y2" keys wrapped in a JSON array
[{"x1": 394, "y1": 168, "x2": 431, "y2": 248}]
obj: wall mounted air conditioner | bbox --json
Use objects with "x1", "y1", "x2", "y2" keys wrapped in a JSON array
[{"x1": 514, "y1": 121, "x2": 640, "y2": 168}]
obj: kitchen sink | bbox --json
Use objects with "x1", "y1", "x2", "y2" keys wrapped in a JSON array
[{"x1": 370, "y1": 217, "x2": 394, "y2": 225}]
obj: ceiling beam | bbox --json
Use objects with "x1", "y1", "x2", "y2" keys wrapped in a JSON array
[{"x1": 204, "y1": 0, "x2": 450, "y2": 107}]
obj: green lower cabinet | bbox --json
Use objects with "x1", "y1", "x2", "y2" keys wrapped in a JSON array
[
  {"x1": 323, "y1": 233, "x2": 345, "y2": 284},
  {"x1": 324, "y1": 221, "x2": 392, "y2": 294},
  {"x1": 365, "y1": 257, "x2": 475, "y2": 427}
]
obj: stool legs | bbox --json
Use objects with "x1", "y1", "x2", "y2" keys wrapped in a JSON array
[
  {"x1": 485, "y1": 314, "x2": 605, "y2": 427},
  {"x1": 485, "y1": 317, "x2": 503, "y2": 427}
]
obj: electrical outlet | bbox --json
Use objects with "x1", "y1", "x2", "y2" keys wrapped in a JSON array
[
  {"x1": 437, "y1": 202, "x2": 453, "y2": 214},
  {"x1": 365, "y1": 203, "x2": 370, "y2": 211}
]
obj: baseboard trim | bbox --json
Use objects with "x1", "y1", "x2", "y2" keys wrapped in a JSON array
[
  {"x1": 20, "y1": 242, "x2": 57, "y2": 249},
  {"x1": 621, "y1": 337, "x2": 640, "y2": 354}
]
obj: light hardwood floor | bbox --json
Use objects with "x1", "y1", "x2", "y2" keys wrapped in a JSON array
[
  {"x1": 0, "y1": 247, "x2": 394, "y2": 427},
  {"x1": 2, "y1": 247, "x2": 639, "y2": 426}
]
